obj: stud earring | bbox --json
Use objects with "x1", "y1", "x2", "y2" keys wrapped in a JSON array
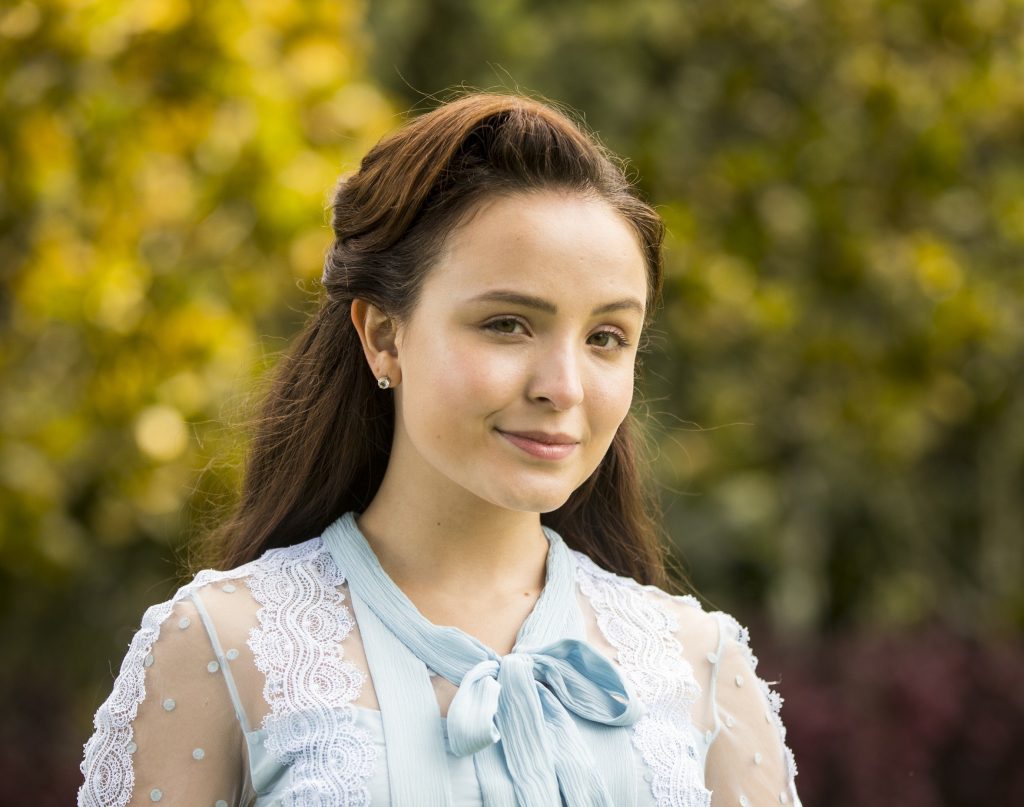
[{"x1": 377, "y1": 375, "x2": 391, "y2": 389}]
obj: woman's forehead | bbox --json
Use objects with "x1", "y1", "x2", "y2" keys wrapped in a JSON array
[{"x1": 425, "y1": 192, "x2": 648, "y2": 307}]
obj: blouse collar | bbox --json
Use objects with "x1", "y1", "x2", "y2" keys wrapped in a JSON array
[{"x1": 322, "y1": 511, "x2": 645, "y2": 806}]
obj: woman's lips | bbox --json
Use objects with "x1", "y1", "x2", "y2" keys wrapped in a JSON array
[{"x1": 496, "y1": 430, "x2": 578, "y2": 460}]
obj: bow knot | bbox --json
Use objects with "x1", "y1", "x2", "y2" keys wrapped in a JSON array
[
  {"x1": 324, "y1": 513, "x2": 646, "y2": 806},
  {"x1": 446, "y1": 638, "x2": 643, "y2": 759}
]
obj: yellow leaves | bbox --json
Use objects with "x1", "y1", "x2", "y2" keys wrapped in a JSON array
[
  {"x1": 156, "y1": 297, "x2": 250, "y2": 361},
  {"x1": 135, "y1": 153, "x2": 197, "y2": 225},
  {"x1": 304, "y1": 82, "x2": 391, "y2": 145},
  {"x1": 17, "y1": 219, "x2": 95, "y2": 323},
  {"x1": 756, "y1": 185, "x2": 812, "y2": 244},
  {"x1": 259, "y1": 149, "x2": 340, "y2": 228},
  {"x1": 195, "y1": 101, "x2": 258, "y2": 174},
  {"x1": 128, "y1": 0, "x2": 191, "y2": 33},
  {"x1": 82, "y1": 260, "x2": 148, "y2": 333},
  {"x1": 230, "y1": 22, "x2": 279, "y2": 70},
  {"x1": 18, "y1": 224, "x2": 155, "y2": 335},
  {"x1": 5, "y1": 57, "x2": 61, "y2": 108},
  {"x1": 994, "y1": 188, "x2": 1024, "y2": 244},
  {"x1": 912, "y1": 234, "x2": 964, "y2": 300},
  {"x1": 867, "y1": 230, "x2": 969, "y2": 309},
  {"x1": 0, "y1": 3, "x2": 41, "y2": 39},
  {"x1": 289, "y1": 225, "x2": 331, "y2": 278},
  {"x1": 837, "y1": 44, "x2": 887, "y2": 91},
  {"x1": 194, "y1": 202, "x2": 256, "y2": 258},
  {"x1": 755, "y1": 283, "x2": 797, "y2": 333},
  {"x1": 144, "y1": 101, "x2": 218, "y2": 154},
  {"x1": 18, "y1": 110, "x2": 76, "y2": 202},
  {"x1": 134, "y1": 465, "x2": 190, "y2": 516},
  {"x1": 706, "y1": 253, "x2": 757, "y2": 309},
  {"x1": 877, "y1": 395, "x2": 934, "y2": 463},
  {"x1": 60, "y1": 0, "x2": 188, "y2": 60},
  {"x1": 156, "y1": 371, "x2": 210, "y2": 417},
  {"x1": 0, "y1": 441, "x2": 62, "y2": 502},
  {"x1": 278, "y1": 149, "x2": 337, "y2": 196},
  {"x1": 699, "y1": 253, "x2": 797, "y2": 334},
  {"x1": 246, "y1": 0, "x2": 303, "y2": 29},
  {"x1": 283, "y1": 35, "x2": 355, "y2": 91},
  {"x1": 134, "y1": 404, "x2": 189, "y2": 462}
]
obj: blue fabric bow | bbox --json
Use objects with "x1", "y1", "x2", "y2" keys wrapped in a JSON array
[
  {"x1": 324, "y1": 512, "x2": 646, "y2": 806},
  {"x1": 446, "y1": 638, "x2": 644, "y2": 804}
]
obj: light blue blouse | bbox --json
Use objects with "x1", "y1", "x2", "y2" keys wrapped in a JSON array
[
  {"x1": 78, "y1": 510, "x2": 803, "y2": 807},
  {"x1": 242, "y1": 512, "x2": 656, "y2": 806},
  {"x1": 243, "y1": 701, "x2": 658, "y2": 805}
]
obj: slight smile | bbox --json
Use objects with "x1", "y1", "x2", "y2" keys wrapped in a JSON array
[{"x1": 495, "y1": 429, "x2": 580, "y2": 461}]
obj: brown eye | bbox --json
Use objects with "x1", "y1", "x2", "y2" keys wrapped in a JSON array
[
  {"x1": 484, "y1": 317, "x2": 527, "y2": 335},
  {"x1": 590, "y1": 330, "x2": 629, "y2": 350}
]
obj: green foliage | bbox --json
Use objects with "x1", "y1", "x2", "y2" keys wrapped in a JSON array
[
  {"x1": 367, "y1": 0, "x2": 1024, "y2": 634},
  {"x1": 0, "y1": 1, "x2": 391, "y2": 793}
]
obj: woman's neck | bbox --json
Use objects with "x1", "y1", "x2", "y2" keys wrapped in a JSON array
[{"x1": 355, "y1": 478, "x2": 550, "y2": 599}]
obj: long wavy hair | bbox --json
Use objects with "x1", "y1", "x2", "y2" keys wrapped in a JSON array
[{"x1": 192, "y1": 91, "x2": 684, "y2": 591}]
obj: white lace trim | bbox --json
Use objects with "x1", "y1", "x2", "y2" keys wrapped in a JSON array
[
  {"x1": 78, "y1": 537, "x2": 377, "y2": 807},
  {"x1": 77, "y1": 557, "x2": 269, "y2": 807},
  {"x1": 572, "y1": 551, "x2": 712, "y2": 807},
  {"x1": 246, "y1": 537, "x2": 376, "y2": 805},
  {"x1": 710, "y1": 610, "x2": 799, "y2": 787}
]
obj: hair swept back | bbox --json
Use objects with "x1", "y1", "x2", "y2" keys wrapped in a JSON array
[{"x1": 192, "y1": 90, "x2": 682, "y2": 591}]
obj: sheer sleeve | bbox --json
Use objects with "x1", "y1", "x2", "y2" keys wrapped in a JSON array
[
  {"x1": 705, "y1": 612, "x2": 801, "y2": 807},
  {"x1": 78, "y1": 587, "x2": 246, "y2": 806}
]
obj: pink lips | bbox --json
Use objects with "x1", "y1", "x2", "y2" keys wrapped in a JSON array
[{"x1": 496, "y1": 429, "x2": 579, "y2": 460}]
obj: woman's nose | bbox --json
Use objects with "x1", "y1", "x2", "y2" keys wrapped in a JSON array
[{"x1": 529, "y1": 342, "x2": 585, "y2": 410}]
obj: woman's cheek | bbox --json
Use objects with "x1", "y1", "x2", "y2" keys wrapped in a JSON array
[
  {"x1": 457, "y1": 345, "x2": 522, "y2": 403},
  {"x1": 594, "y1": 370, "x2": 635, "y2": 428}
]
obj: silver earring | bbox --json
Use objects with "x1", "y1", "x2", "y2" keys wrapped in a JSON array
[{"x1": 377, "y1": 375, "x2": 391, "y2": 389}]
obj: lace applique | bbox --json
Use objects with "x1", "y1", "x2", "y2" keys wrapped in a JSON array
[
  {"x1": 246, "y1": 537, "x2": 376, "y2": 805},
  {"x1": 78, "y1": 537, "x2": 376, "y2": 807},
  {"x1": 572, "y1": 551, "x2": 712, "y2": 807},
  {"x1": 78, "y1": 558, "x2": 267, "y2": 806},
  {"x1": 710, "y1": 610, "x2": 799, "y2": 786}
]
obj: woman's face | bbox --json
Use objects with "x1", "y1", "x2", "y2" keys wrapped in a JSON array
[{"x1": 390, "y1": 190, "x2": 649, "y2": 514}]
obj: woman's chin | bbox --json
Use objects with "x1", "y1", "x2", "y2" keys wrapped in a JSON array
[{"x1": 486, "y1": 486, "x2": 573, "y2": 515}]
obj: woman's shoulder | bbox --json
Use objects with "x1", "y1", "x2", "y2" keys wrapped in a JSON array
[
  {"x1": 118, "y1": 534, "x2": 337, "y2": 651},
  {"x1": 568, "y1": 547, "x2": 797, "y2": 786},
  {"x1": 198, "y1": 533, "x2": 334, "y2": 583},
  {"x1": 179, "y1": 533, "x2": 337, "y2": 595},
  {"x1": 568, "y1": 547, "x2": 730, "y2": 658},
  {"x1": 567, "y1": 547, "x2": 784, "y2": 696}
]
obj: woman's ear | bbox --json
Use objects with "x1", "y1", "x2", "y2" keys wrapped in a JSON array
[{"x1": 350, "y1": 298, "x2": 401, "y2": 386}]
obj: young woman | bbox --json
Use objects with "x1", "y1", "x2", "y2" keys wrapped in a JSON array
[{"x1": 78, "y1": 92, "x2": 801, "y2": 807}]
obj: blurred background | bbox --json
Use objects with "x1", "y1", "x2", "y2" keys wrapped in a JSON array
[{"x1": 2, "y1": 0, "x2": 1022, "y2": 804}]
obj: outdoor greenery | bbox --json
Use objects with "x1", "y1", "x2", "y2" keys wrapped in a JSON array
[
  {"x1": 1, "y1": 0, "x2": 1020, "y2": 804},
  {"x1": 367, "y1": 0, "x2": 1024, "y2": 636}
]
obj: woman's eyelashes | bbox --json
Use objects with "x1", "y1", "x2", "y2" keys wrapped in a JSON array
[{"x1": 481, "y1": 316, "x2": 631, "y2": 350}]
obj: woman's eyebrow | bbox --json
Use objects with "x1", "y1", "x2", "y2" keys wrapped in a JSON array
[{"x1": 466, "y1": 289, "x2": 644, "y2": 317}]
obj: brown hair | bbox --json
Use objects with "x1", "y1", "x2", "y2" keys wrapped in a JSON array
[{"x1": 193, "y1": 91, "x2": 682, "y2": 591}]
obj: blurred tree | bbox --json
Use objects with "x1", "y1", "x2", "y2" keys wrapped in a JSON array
[
  {"x1": 365, "y1": 0, "x2": 1024, "y2": 636},
  {"x1": 0, "y1": 0, "x2": 392, "y2": 801}
]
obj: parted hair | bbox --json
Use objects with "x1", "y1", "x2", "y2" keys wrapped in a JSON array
[{"x1": 194, "y1": 90, "x2": 679, "y2": 590}]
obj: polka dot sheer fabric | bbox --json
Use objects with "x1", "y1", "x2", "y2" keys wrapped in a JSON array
[{"x1": 77, "y1": 529, "x2": 800, "y2": 806}]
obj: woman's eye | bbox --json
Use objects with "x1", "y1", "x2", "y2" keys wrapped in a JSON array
[
  {"x1": 484, "y1": 317, "x2": 525, "y2": 335},
  {"x1": 591, "y1": 330, "x2": 630, "y2": 350}
]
